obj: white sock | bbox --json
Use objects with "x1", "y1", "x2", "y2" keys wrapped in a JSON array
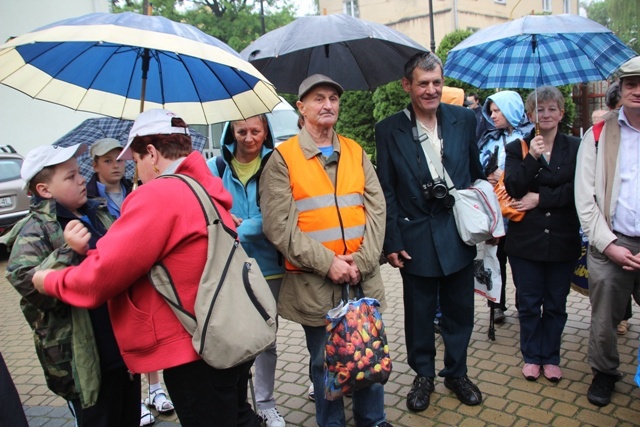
[{"x1": 149, "y1": 383, "x2": 163, "y2": 394}]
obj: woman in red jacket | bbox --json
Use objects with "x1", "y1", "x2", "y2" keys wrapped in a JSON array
[{"x1": 33, "y1": 109, "x2": 260, "y2": 427}]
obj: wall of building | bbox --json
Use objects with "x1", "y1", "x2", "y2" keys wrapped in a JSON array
[
  {"x1": 319, "y1": 0, "x2": 579, "y2": 53},
  {"x1": 0, "y1": 0, "x2": 110, "y2": 155}
]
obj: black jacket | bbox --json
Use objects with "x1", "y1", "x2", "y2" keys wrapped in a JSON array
[{"x1": 503, "y1": 131, "x2": 581, "y2": 262}]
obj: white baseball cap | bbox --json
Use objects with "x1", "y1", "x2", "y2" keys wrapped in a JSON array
[
  {"x1": 119, "y1": 109, "x2": 190, "y2": 160},
  {"x1": 21, "y1": 144, "x2": 87, "y2": 187}
]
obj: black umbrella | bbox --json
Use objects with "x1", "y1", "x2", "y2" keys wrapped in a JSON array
[{"x1": 241, "y1": 14, "x2": 428, "y2": 93}]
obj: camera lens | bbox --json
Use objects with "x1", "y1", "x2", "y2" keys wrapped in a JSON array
[{"x1": 432, "y1": 183, "x2": 448, "y2": 199}]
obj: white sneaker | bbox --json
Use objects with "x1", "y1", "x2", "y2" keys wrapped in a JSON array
[
  {"x1": 140, "y1": 402, "x2": 155, "y2": 426},
  {"x1": 308, "y1": 383, "x2": 315, "y2": 401},
  {"x1": 257, "y1": 407, "x2": 286, "y2": 427}
]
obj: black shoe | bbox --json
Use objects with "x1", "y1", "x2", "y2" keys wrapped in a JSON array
[
  {"x1": 493, "y1": 308, "x2": 506, "y2": 324},
  {"x1": 444, "y1": 375, "x2": 482, "y2": 406},
  {"x1": 406, "y1": 376, "x2": 434, "y2": 412},
  {"x1": 587, "y1": 371, "x2": 619, "y2": 407},
  {"x1": 375, "y1": 423, "x2": 393, "y2": 427}
]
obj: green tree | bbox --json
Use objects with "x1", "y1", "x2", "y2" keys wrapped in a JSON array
[
  {"x1": 335, "y1": 91, "x2": 376, "y2": 157},
  {"x1": 111, "y1": 0, "x2": 296, "y2": 52},
  {"x1": 585, "y1": 0, "x2": 639, "y2": 53},
  {"x1": 372, "y1": 80, "x2": 407, "y2": 123}
]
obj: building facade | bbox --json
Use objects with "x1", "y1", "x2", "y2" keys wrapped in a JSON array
[
  {"x1": 319, "y1": 0, "x2": 579, "y2": 52},
  {"x1": 0, "y1": 0, "x2": 109, "y2": 156}
]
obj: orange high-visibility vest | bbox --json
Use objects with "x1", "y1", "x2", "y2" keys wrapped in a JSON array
[{"x1": 277, "y1": 135, "x2": 366, "y2": 272}]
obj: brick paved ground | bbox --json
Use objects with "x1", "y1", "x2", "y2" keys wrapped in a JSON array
[{"x1": 1, "y1": 257, "x2": 639, "y2": 426}]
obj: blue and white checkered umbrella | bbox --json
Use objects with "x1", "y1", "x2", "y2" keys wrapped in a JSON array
[
  {"x1": 444, "y1": 14, "x2": 636, "y2": 89},
  {"x1": 52, "y1": 117, "x2": 208, "y2": 182},
  {"x1": 0, "y1": 12, "x2": 280, "y2": 124}
]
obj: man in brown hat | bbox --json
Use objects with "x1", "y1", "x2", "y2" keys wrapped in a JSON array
[
  {"x1": 575, "y1": 55, "x2": 640, "y2": 407},
  {"x1": 260, "y1": 74, "x2": 391, "y2": 427}
]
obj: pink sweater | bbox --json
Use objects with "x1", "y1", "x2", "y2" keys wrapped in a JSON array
[{"x1": 45, "y1": 152, "x2": 235, "y2": 373}]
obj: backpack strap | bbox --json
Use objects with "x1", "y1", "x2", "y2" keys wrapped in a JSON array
[
  {"x1": 147, "y1": 174, "x2": 237, "y2": 331},
  {"x1": 161, "y1": 174, "x2": 237, "y2": 237}
]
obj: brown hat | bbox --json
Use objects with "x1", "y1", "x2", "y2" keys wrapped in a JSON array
[
  {"x1": 298, "y1": 74, "x2": 344, "y2": 100},
  {"x1": 617, "y1": 56, "x2": 640, "y2": 79}
]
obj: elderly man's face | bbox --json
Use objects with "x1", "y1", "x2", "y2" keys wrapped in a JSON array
[
  {"x1": 620, "y1": 76, "x2": 640, "y2": 112},
  {"x1": 297, "y1": 86, "x2": 340, "y2": 129}
]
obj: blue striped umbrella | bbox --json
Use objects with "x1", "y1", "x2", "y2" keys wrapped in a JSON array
[
  {"x1": 444, "y1": 14, "x2": 637, "y2": 89},
  {"x1": 0, "y1": 12, "x2": 280, "y2": 124}
]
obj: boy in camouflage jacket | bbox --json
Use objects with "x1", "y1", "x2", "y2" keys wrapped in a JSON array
[{"x1": 2, "y1": 144, "x2": 140, "y2": 426}]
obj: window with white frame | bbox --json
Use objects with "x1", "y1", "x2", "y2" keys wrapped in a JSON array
[
  {"x1": 563, "y1": 0, "x2": 570, "y2": 13},
  {"x1": 343, "y1": 0, "x2": 359, "y2": 17},
  {"x1": 543, "y1": 0, "x2": 552, "y2": 12}
]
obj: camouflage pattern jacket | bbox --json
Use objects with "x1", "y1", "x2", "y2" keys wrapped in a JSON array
[{"x1": 2, "y1": 197, "x2": 114, "y2": 407}]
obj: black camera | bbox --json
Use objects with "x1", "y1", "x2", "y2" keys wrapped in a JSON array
[
  {"x1": 421, "y1": 179, "x2": 455, "y2": 208},
  {"x1": 422, "y1": 178, "x2": 449, "y2": 200}
]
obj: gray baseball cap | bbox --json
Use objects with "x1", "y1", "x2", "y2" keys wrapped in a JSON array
[
  {"x1": 298, "y1": 74, "x2": 344, "y2": 100},
  {"x1": 90, "y1": 138, "x2": 122, "y2": 160}
]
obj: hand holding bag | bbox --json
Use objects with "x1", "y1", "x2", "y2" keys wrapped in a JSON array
[
  {"x1": 324, "y1": 284, "x2": 392, "y2": 401},
  {"x1": 493, "y1": 139, "x2": 529, "y2": 222}
]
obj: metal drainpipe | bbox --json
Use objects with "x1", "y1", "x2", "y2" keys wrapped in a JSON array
[{"x1": 453, "y1": 0, "x2": 458, "y2": 30}]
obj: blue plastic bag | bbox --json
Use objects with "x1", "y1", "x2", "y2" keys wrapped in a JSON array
[{"x1": 635, "y1": 342, "x2": 640, "y2": 388}]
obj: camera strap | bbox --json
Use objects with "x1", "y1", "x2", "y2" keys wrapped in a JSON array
[
  {"x1": 408, "y1": 104, "x2": 444, "y2": 184},
  {"x1": 407, "y1": 104, "x2": 457, "y2": 189}
]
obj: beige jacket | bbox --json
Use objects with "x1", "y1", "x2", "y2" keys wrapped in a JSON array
[
  {"x1": 260, "y1": 128, "x2": 386, "y2": 327},
  {"x1": 575, "y1": 115, "x2": 621, "y2": 253}
]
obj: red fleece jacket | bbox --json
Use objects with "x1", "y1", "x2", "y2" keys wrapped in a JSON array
[{"x1": 45, "y1": 152, "x2": 235, "y2": 373}]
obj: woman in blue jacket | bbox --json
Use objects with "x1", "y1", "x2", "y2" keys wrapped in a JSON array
[{"x1": 207, "y1": 115, "x2": 286, "y2": 427}]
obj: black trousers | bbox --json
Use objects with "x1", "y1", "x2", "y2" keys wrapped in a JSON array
[
  {"x1": 401, "y1": 262, "x2": 475, "y2": 379},
  {"x1": 70, "y1": 365, "x2": 140, "y2": 427},
  {"x1": 163, "y1": 359, "x2": 260, "y2": 427},
  {"x1": 0, "y1": 352, "x2": 28, "y2": 427}
]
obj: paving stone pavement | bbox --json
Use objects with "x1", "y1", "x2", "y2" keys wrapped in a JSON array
[{"x1": 1, "y1": 257, "x2": 639, "y2": 426}]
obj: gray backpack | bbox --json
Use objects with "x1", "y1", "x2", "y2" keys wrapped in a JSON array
[{"x1": 149, "y1": 174, "x2": 277, "y2": 369}]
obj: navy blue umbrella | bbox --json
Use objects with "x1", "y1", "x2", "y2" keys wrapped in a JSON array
[
  {"x1": 445, "y1": 14, "x2": 636, "y2": 89},
  {"x1": 0, "y1": 12, "x2": 280, "y2": 124},
  {"x1": 53, "y1": 117, "x2": 207, "y2": 181}
]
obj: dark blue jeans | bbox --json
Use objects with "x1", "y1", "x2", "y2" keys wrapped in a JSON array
[
  {"x1": 163, "y1": 359, "x2": 260, "y2": 427},
  {"x1": 302, "y1": 324, "x2": 386, "y2": 427},
  {"x1": 509, "y1": 256, "x2": 573, "y2": 365}
]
